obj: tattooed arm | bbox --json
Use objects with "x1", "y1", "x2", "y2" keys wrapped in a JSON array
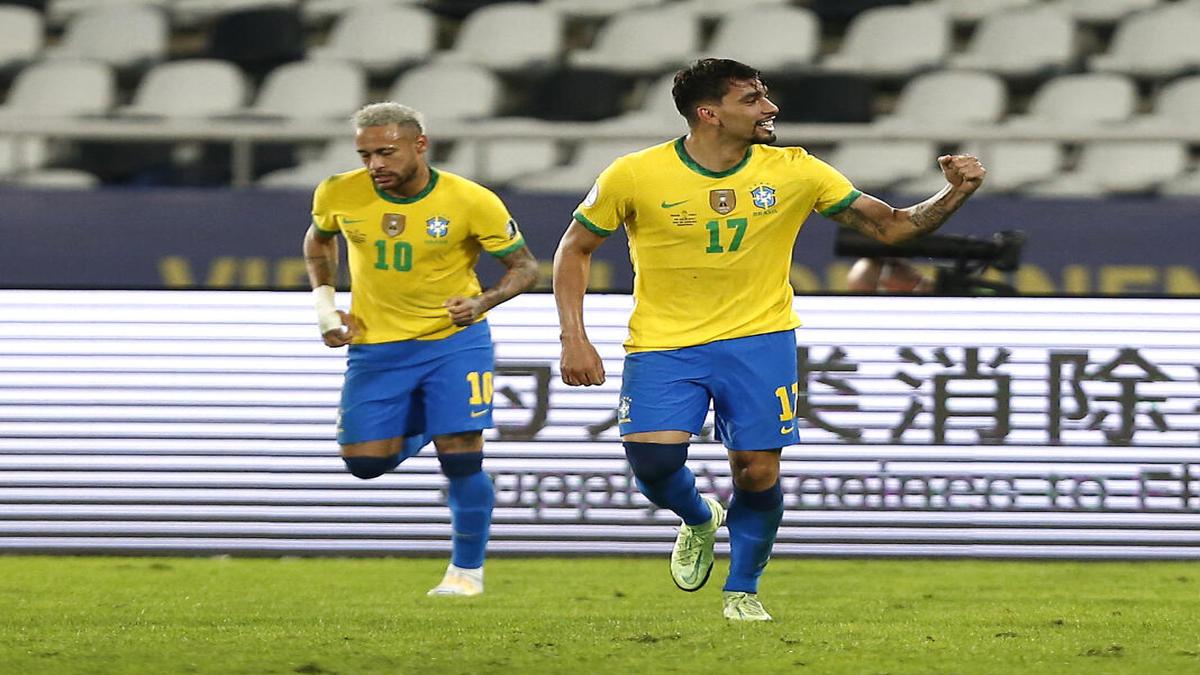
[{"x1": 830, "y1": 154, "x2": 986, "y2": 244}]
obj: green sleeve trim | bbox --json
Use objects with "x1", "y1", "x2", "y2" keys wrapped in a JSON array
[
  {"x1": 487, "y1": 236, "x2": 526, "y2": 258},
  {"x1": 819, "y1": 189, "x2": 862, "y2": 217},
  {"x1": 573, "y1": 211, "x2": 613, "y2": 237},
  {"x1": 313, "y1": 225, "x2": 339, "y2": 238}
]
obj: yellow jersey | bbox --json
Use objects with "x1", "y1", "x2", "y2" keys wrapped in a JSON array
[
  {"x1": 574, "y1": 138, "x2": 859, "y2": 352},
  {"x1": 312, "y1": 167, "x2": 525, "y2": 343}
]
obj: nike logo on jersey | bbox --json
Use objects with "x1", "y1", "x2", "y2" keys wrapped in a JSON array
[
  {"x1": 470, "y1": 409, "x2": 489, "y2": 418},
  {"x1": 780, "y1": 424, "x2": 794, "y2": 434},
  {"x1": 660, "y1": 199, "x2": 690, "y2": 209}
]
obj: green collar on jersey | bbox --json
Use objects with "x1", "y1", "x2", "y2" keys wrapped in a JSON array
[
  {"x1": 674, "y1": 137, "x2": 753, "y2": 178},
  {"x1": 373, "y1": 167, "x2": 439, "y2": 204}
]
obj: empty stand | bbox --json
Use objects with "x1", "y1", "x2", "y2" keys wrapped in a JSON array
[
  {"x1": 206, "y1": 5, "x2": 306, "y2": 78},
  {"x1": 827, "y1": 141, "x2": 939, "y2": 192},
  {"x1": 388, "y1": 63, "x2": 502, "y2": 126},
  {"x1": 247, "y1": 60, "x2": 366, "y2": 120},
  {"x1": 513, "y1": 138, "x2": 649, "y2": 193},
  {"x1": 1006, "y1": 73, "x2": 1138, "y2": 128},
  {"x1": 308, "y1": 4, "x2": 436, "y2": 75},
  {"x1": 875, "y1": 70, "x2": 1007, "y2": 127},
  {"x1": 821, "y1": 4, "x2": 950, "y2": 77},
  {"x1": 1089, "y1": 4, "x2": 1200, "y2": 79},
  {"x1": 43, "y1": 4, "x2": 167, "y2": 70},
  {"x1": 120, "y1": 59, "x2": 249, "y2": 118},
  {"x1": 436, "y1": 2, "x2": 563, "y2": 73},
  {"x1": 568, "y1": 6, "x2": 700, "y2": 75},
  {"x1": 0, "y1": 5, "x2": 43, "y2": 70},
  {"x1": 949, "y1": 6, "x2": 1077, "y2": 78},
  {"x1": 699, "y1": 5, "x2": 820, "y2": 73}
]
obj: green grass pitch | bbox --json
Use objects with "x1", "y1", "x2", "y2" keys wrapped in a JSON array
[{"x1": 1, "y1": 556, "x2": 1197, "y2": 674}]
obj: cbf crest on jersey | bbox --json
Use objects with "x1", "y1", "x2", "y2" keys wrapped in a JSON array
[
  {"x1": 709, "y1": 189, "x2": 736, "y2": 215},
  {"x1": 751, "y1": 184, "x2": 777, "y2": 209},
  {"x1": 426, "y1": 215, "x2": 450, "y2": 238},
  {"x1": 381, "y1": 213, "x2": 405, "y2": 237}
]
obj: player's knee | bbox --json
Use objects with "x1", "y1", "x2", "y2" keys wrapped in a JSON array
[
  {"x1": 342, "y1": 454, "x2": 401, "y2": 479},
  {"x1": 623, "y1": 441, "x2": 688, "y2": 483},
  {"x1": 731, "y1": 460, "x2": 780, "y2": 490},
  {"x1": 437, "y1": 451, "x2": 483, "y2": 478},
  {"x1": 734, "y1": 481, "x2": 783, "y2": 512}
]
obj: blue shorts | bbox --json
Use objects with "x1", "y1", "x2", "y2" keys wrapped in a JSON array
[
  {"x1": 618, "y1": 330, "x2": 800, "y2": 451},
  {"x1": 338, "y1": 320, "x2": 495, "y2": 456}
]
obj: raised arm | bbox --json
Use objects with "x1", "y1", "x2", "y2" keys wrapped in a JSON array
[
  {"x1": 553, "y1": 220, "x2": 608, "y2": 386},
  {"x1": 445, "y1": 245, "x2": 539, "y2": 326},
  {"x1": 830, "y1": 154, "x2": 986, "y2": 245}
]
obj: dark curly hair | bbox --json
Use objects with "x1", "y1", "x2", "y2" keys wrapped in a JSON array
[{"x1": 671, "y1": 58, "x2": 763, "y2": 124}]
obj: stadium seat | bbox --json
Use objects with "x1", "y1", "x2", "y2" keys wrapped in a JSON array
[
  {"x1": 568, "y1": 6, "x2": 701, "y2": 75},
  {"x1": 1006, "y1": 73, "x2": 1137, "y2": 129},
  {"x1": 674, "y1": 0, "x2": 791, "y2": 19},
  {"x1": 435, "y1": 3, "x2": 564, "y2": 73},
  {"x1": 1159, "y1": 169, "x2": 1200, "y2": 197},
  {"x1": 922, "y1": 0, "x2": 1039, "y2": 22},
  {"x1": 205, "y1": 5, "x2": 306, "y2": 78},
  {"x1": 11, "y1": 167, "x2": 101, "y2": 188},
  {"x1": 1030, "y1": 141, "x2": 1188, "y2": 195},
  {"x1": 826, "y1": 141, "x2": 939, "y2": 192},
  {"x1": 42, "y1": 4, "x2": 168, "y2": 70},
  {"x1": 1136, "y1": 75, "x2": 1200, "y2": 129},
  {"x1": 0, "y1": 59, "x2": 115, "y2": 118},
  {"x1": 543, "y1": 0, "x2": 668, "y2": 19},
  {"x1": 308, "y1": 4, "x2": 435, "y2": 75},
  {"x1": 0, "y1": 5, "x2": 43, "y2": 70},
  {"x1": 963, "y1": 141, "x2": 1063, "y2": 193},
  {"x1": 257, "y1": 140, "x2": 359, "y2": 188},
  {"x1": 173, "y1": 0, "x2": 300, "y2": 27},
  {"x1": 118, "y1": 60, "x2": 248, "y2": 118},
  {"x1": 1089, "y1": 4, "x2": 1200, "y2": 79},
  {"x1": 0, "y1": 135, "x2": 49, "y2": 177},
  {"x1": 875, "y1": 70, "x2": 1008, "y2": 127},
  {"x1": 698, "y1": 6, "x2": 821, "y2": 73},
  {"x1": 820, "y1": 5, "x2": 950, "y2": 77},
  {"x1": 1047, "y1": 0, "x2": 1161, "y2": 23},
  {"x1": 301, "y1": 0, "x2": 424, "y2": 26},
  {"x1": 512, "y1": 139, "x2": 650, "y2": 193},
  {"x1": 949, "y1": 6, "x2": 1077, "y2": 78},
  {"x1": 246, "y1": 60, "x2": 366, "y2": 120},
  {"x1": 388, "y1": 63, "x2": 502, "y2": 127},
  {"x1": 45, "y1": 0, "x2": 170, "y2": 26},
  {"x1": 593, "y1": 72, "x2": 683, "y2": 134},
  {"x1": 436, "y1": 138, "x2": 560, "y2": 186}
]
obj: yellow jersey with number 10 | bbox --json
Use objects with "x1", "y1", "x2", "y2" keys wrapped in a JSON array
[
  {"x1": 573, "y1": 138, "x2": 860, "y2": 352},
  {"x1": 312, "y1": 167, "x2": 525, "y2": 344}
]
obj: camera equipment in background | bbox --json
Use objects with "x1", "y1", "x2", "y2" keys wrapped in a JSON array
[{"x1": 834, "y1": 228, "x2": 1028, "y2": 295}]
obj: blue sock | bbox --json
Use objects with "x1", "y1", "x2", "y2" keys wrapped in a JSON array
[
  {"x1": 723, "y1": 481, "x2": 784, "y2": 594},
  {"x1": 624, "y1": 441, "x2": 711, "y2": 526},
  {"x1": 438, "y1": 453, "x2": 493, "y2": 569}
]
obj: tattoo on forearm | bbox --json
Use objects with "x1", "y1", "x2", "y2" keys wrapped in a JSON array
[
  {"x1": 305, "y1": 255, "x2": 337, "y2": 286},
  {"x1": 835, "y1": 205, "x2": 887, "y2": 239},
  {"x1": 907, "y1": 190, "x2": 964, "y2": 235},
  {"x1": 483, "y1": 247, "x2": 538, "y2": 309}
]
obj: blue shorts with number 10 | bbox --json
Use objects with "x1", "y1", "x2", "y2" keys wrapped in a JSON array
[
  {"x1": 618, "y1": 329, "x2": 800, "y2": 451},
  {"x1": 338, "y1": 320, "x2": 495, "y2": 459}
]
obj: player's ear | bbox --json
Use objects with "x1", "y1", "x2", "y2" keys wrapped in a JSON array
[
  {"x1": 414, "y1": 134, "x2": 429, "y2": 154},
  {"x1": 697, "y1": 106, "x2": 718, "y2": 126}
]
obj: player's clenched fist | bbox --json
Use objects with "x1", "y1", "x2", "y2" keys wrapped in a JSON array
[
  {"x1": 938, "y1": 154, "x2": 986, "y2": 193},
  {"x1": 445, "y1": 296, "x2": 486, "y2": 326},
  {"x1": 560, "y1": 336, "x2": 606, "y2": 386}
]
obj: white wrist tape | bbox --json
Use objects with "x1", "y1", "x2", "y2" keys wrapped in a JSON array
[{"x1": 312, "y1": 285, "x2": 342, "y2": 334}]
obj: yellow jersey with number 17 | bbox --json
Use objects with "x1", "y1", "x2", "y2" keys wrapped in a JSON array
[
  {"x1": 311, "y1": 167, "x2": 525, "y2": 344},
  {"x1": 573, "y1": 138, "x2": 860, "y2": 353}
]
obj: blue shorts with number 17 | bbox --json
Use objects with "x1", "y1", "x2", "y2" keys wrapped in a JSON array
[{"x1": 618, "y1": 330, "x2": 800, "y2": 451}]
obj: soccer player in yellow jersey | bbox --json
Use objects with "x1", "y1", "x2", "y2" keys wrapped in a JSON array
[
  {"x1": 553, "y1": 59, "x2": 985, "y2": 621},
  {"x1": 303, "y1": 102, "x2": 538, "y2": 597}
]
